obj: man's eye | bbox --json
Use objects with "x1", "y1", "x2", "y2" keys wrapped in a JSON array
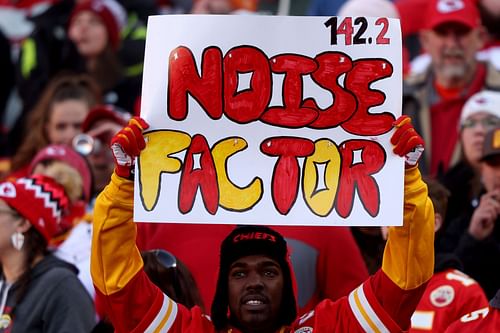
[
  {"x1": 231, "y1": 271, "x2": 245, "y2": 278},
  {"x1": 264, "y1": 270, "x2": 278, "y2": 278}
]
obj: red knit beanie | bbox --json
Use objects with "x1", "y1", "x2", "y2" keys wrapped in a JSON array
[
  {"x1": 70, "y1": 0, "x2": 127, "y2": 50},
  {"x1": 0, "y1": 175, "x2": 70, "y2": 243},
  {"x1": 28, "y1": 144, "x2": 93, "y2": 202}
]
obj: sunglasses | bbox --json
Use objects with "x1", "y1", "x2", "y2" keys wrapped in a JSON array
[{"x1": 150, "y1": 249, "x2": 177, "y2": 270}]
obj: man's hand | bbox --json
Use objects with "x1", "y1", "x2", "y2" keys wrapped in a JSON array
[
  {"x1": 469, "y1": 189, "x2": 500, "y2": 240},
  {"x1": 110, "y1": 117, "x2": 149, "y2": 179},
  {"x1": 391, "y1": 115, "x2": 425, "y2": 167}
]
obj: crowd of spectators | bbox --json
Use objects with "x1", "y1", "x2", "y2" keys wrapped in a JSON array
[{"x1": 1, "y1": 0, "x2": 500, "y2": 331}]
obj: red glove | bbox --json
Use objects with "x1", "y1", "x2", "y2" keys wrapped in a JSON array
[
  {"x1": 110, "y1": 117, "x2": 150, "y2": 179},
  {"x1": 391, "y1": 115, "x2": 424, "y2": 167}
]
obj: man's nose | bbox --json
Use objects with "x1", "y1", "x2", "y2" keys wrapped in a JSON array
[
  {"x1": 442, "y1": 31, "x2": 462, "y2": 46},
  {"x1": 245, "y1": 271, "x2": 264, "y2": 289}
]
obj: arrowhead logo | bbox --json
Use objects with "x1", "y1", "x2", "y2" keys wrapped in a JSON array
[
  {"x1": 0, "y1": 183, "x2": 16, "y2": 198},
  {"x1": 437, "y1": 0, "x2": 464, "y2": 13}
]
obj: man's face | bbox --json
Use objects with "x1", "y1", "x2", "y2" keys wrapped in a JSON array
[
  {"x1": 420, "y1": 23, "x2": 484, "y2": 85},
  {"x1": 228, "y1": 255, "x2": 284, "y2": 332}
]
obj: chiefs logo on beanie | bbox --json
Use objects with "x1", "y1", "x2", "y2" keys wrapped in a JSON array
[
  {"x1": 0, "y1": 175, "x2": 70, "y2": 242},
  {"x1": 220, "y1": 226, "x2": 289, "y2": 269}
]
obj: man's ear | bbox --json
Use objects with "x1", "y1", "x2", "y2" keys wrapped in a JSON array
[
  {"x1": 418, "y1": 30, "x2": 431, "y2": 53},
  {"x1": 475, "y1": 26, "x2": 488, "y2": 50},
  {"x1": 434, "y1": 212, "x2": 443, "y2": 233}
]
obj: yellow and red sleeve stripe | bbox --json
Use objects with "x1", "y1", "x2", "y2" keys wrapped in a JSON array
[
  {"x1": 348, "y1": 277, "x2": 402, "y2": 333},
  {"x1": 91, "y1": 173, "x2": 179, "y2": 332}
]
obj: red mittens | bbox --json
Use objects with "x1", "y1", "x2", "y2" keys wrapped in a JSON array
[
  {"x1": 391, "y1": 115, "x2": 425, "y2": 167},
  {"x1": 110, "y1": 117, "x2": 150, "y2": 178}
]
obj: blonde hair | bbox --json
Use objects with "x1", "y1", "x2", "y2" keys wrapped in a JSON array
[{"x1": 39, "y1": 161, "x2": 83, "y2": 203}]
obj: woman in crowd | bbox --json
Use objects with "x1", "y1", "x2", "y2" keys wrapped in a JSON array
[
  {"x1": 67, "y1": 0, "x2": 145, "y2": 114},
  {"x1": 439, "y1": 90, "x2": 500, "y2": 234},
  {"x1": 9, "y1": 73, "x2": 101, "y2": 178},
  {"x1": 27, "y1": 144, "x2": 96, "y2": 299},
  {"x1": 0, "y1": 174, "x2": 95, "y2": 332}
]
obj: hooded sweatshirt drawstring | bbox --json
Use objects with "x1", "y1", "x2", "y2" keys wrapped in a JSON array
[{"x1": 0, "y1": 280, "x2": 12, "y2": 324}]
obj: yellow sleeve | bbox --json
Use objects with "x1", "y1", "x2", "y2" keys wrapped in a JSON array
[
  {"x1": 382, "y1": 166, "x2": 435, "y2": 290},
  {"x1": 91, "y1": 172, "x2": 143, "y2": 295}
]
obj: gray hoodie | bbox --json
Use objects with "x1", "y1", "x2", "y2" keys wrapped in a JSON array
[{"x1": 0, "y1": 254, "x2": 95, "y2": 333}]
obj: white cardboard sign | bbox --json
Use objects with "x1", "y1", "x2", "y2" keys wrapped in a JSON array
[{"x1": 135, "y1": 14, "x2": 404, "y2": 226}]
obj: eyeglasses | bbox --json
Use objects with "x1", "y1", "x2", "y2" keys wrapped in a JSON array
[
  {"x1": 462, "y1": 116, "x2": 500, "y2": 130},
  {"x1": 151, "y1": 249, "x2": 177, "y2": 270}
]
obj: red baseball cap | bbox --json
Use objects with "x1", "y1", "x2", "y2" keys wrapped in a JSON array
[
  {"x1": 425, "y1": 0, "x2": 481, "y2": 30},
  {"x1": 81, "y1": 104, "x2": 130, "y2": 133}
]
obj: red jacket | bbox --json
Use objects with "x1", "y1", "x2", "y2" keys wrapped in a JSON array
[
  {"x1": 91, "y1": 166, "x2": 434, "y2": 333},
  {"x1": 95, "y1": 269, "x2": 406, "y2": 333}
]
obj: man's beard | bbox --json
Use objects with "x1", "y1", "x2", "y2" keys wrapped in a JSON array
[
  {"x1": 436, "y1": 49, "x2": 469, "y2": 82},
  {"x1": 439, "y1": 63, "x2": 467, "y2": 81}
]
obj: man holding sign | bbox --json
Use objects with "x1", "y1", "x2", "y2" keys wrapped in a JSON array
[
  {"x1": 131, "y1": 14, "x2": 408, "y2": 318},
  {"x1": 90, "y1": 113, "x2": 433, "y2": 332}
]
